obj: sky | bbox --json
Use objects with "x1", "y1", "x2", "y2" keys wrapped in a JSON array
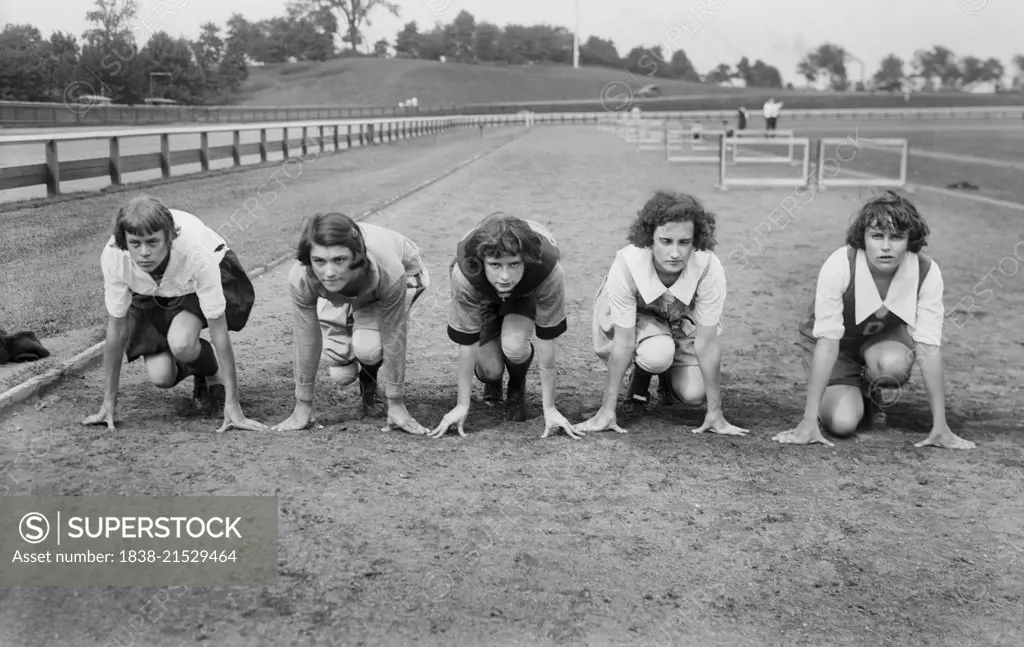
[{"x1": 2, "y1": 0, "x2": 1021, "y2": 85}]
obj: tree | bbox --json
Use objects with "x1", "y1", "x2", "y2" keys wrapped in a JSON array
[
  {"x1": 46, "y1": 31, "x2": 81, "y2": 100},
  {"x1": 737, "y1": 56, "x2": 782, "y2": 88},
  {"x1": 192, "y1": 22, "x2": 223, "y2": 91},
  {"x1": 79, "y1": 0, "x2": 147, "y2": 103},
  {"x1": 912, "y1": 46, "x2": 961, "y2": 88},
  {"x1": 473, "y1": 22, "x2": 501, "y2": 62},
  {"x1": 797, "y1": 43, "x2": 848, "y2": 90},
  {"x1": 373, "y1": 38, "x2": 389, "y2": 57},
  {"x1": 140, "y1": 31, "x2": 204, "y2": 103},
  {"x1": 981, "y1": 57, "x2": 1004, "y2": 84},
  {"x1": 872, "y1": 54, "x2": 905, "y2": 90},
  {"x1": 0, "y1": 24, "x2": 50, "y2": 100},
  {"x1": 1013, "y1": 54, "x2": 1024, "y2": 89},
  {"x1": 83, "y1": 0, "x2": 137, "y2": 47},
  {"x1": 668, "y1": 50, "x2": 699, "y2": 81},
  {"x1": 704, "y1": 63, "x2": 734, "y2": 84},
  {"x1": 218, "y1": 39, "x2": 248, "y2": 93},
  {"x1": 961, "y1": 56, "x2": 985, "y2": 86},
  {"x1": 313, "y1": 0, "x2": 400, "y2": 53},
  {"x1": 450, "y1": 10, "x2": 475, "y2": 62},
  {"x1": 394, "y1": 21, "x2": 419, "y2": 58},
  {"x1": 416, "y1": 24, "x2": 446, "y2": 61},
  {"x1": 578, "y1": 36, "x2": 619, "y2": 68}
]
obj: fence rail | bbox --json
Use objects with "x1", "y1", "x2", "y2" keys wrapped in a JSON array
[
  {"x1": 1, "y1": 112, "x2": 558, "y2": 199},
  {"x1": 3, "y1": 93, "x2": 1023, "y2": 127},
  {"x1": 2, "y1": 106, "x2": 1022, "y2": 201}
]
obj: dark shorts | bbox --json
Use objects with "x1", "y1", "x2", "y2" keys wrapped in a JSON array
[
  {"x1": 478, "y1": 295, "x2": 537, "y2": 347},
  {"x1": 798, "y1": 325, "x2": 914, "y2": 389},
  {"x1": 124, "y1": 250, "x2": 255, "y2": 362},
  {"x1": 766, "y1": 116, "x2": 778, "y2": 130}
]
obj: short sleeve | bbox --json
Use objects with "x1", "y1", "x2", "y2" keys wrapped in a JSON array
[
  {"x1": 192, "y1": 248, "x2": 227, "y2": 320},
  {"x1": 693, "y1": 254, "x2": 727, "y2": 327},
  {"x1": 910, "y1": 262, "x2": 944, "y2": 346},
  {"x1": 811, "y1": 249, "x2": 850, "y2": 340},
  {"x1": 447, "y1": 264, "x2": 484, "y2": 345},
  {"x1": 604, "y1": 253, "x2": 638, "y2": 329},
  {"x1": 534, "y1": 262, "x2": 567, "y2": 340},
  {"x1": 101, "y1": 246, "x2": 132, "y2": 318}
]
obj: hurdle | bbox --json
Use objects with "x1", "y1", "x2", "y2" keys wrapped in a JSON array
[
  {"x1": 816, "y1": 138, "x2": 909, "y2": 189},
  {"x1": 663, "y1": 122, "x2": 723, "y2": 163},
  {"x1": 716, "y1": 135, "x2": 812, "y2": 190},
  {"x1": 637, "y1": 120, "x2": 666, "y2": 151},
  {"x1": 731, "y1": 130, "x2": 796, "y2": 164}
]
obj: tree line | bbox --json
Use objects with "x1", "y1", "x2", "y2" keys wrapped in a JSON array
[
  {"x1": 2, "y1": 0, "x2": 1022, "y2": 106},
  {"x1": 798, "y1": 43, "x2": 1021, "y2": 92}
]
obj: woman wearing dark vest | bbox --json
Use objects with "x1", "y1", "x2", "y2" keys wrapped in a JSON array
[
  {"x1": 774, "y1": 191, "x2": 975, "y2": 450},
  {"x1": 430, "y1": 213, "x2": 578, "y2": 439}
]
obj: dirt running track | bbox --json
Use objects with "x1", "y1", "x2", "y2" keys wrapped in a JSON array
[{"x1": 1, "y1": 125, "x2": 1022, "y2": 647}]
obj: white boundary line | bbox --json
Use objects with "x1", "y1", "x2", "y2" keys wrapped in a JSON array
[{"x1": 0, "y1": 129, "x2": 529, "y2": 413}]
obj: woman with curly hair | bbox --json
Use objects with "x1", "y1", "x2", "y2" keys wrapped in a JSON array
[
  {"x1": 431, "y1": 212, "x2": 578, "y2": 439},
  {"x1": 576, "y1": 190, "x2": 747, "y2": 436},
  {"x1": 773, "y1": 190, "x2": 974, "y2": 450}
]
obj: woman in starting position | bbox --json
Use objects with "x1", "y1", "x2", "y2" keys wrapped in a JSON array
[
  {"x1": 773, "y1": 190, "x2": 974, "y2": 449},
  {"x1": 274, "y1": 212, "x2": 430, "y2": 435},
  {"x1": 577, "y1": 190, "x2": 747, "y2": 436},
  {"x1": 431, "y1": 213, "x2": 578, "y2": 439},
  {"x1": 83, "y1": 195, "x2": 264, "y2": 433}
]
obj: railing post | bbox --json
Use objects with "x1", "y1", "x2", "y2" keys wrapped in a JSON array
[
  {"x1": 199, "y1": 132, "x2": 210, "y2": 171},
  {"x1": 43, "y1": 138, "x2": 60, "y2": 197},
  {"x1": 358, "y1": 124, "x2": 365, "y2": 147},
  {"x1": 346, "y1": 124, "x2": 352, "y2": 148},
  {"x1": 332, "y1": 125, "x2": 338, "y2": 151},
  {"x1": 232, "y1": 130, "x2": 241, "y2": 166},
  {"x1": 282, "y1": 127, "x2": 290, "y2": 158},
  {"x1": 302, "y1": 126, "x2": 309, "y2": 157},
  {"x1": 160, "y1": 133, "x2": 171, "y2": 178},
  {"x1": 109, "y1": 136, "x2": 122, "y2": 187},
  {"x1": 260, "y1": 129, "x2": 268, "y2": 162}
]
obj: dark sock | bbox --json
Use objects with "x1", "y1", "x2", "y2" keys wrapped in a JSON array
[
  {"x1": 505, "y1": 345, "x2": 534, "y2": 385},
  {"x1": 359, "y1": 361, "x2": 381, "y2": 389},
  {"x1": 184, "y1": 339, "x2": 219, "y2": 377},
  {"x1": 628, "y1": 366, "x2": 654, "y2": 401}
]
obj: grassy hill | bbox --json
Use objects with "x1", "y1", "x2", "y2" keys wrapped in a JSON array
[
  {"x1": 226, "y1": 57, "x2": 748, "y2": 108},
  {"x1": 224, "y1": 57, "x2": 1024, "y2": 112}
]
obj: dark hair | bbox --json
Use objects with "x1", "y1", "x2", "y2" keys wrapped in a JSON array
[
  {"x1": 296, "y1": 212, "x2": 367, "y2": 268},
  {"x1": 845, "y1": 190, "x2": 929, "y2": 253},
  {"x1": 464, "y1": 212, "x2": 544, "y2": 264},
  {"x1": 627, "y1": 190, "x2": 717, "y2": 251},
  {"x1": 112, "y1": 195, "x2": 179, "y2": 250}
]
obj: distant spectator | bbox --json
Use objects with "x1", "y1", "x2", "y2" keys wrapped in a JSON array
[
  {"x1": 763, "y1": 98, "x2": 783, "y2": 136},
  {"x1": 737, "y1": 106, "x2": 749, "y2": 131}
]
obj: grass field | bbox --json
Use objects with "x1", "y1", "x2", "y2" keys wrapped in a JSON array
[
  {"x1": 228, "y1": 58, "x2": 742, "y2": 107},
  {"x1": 1, "y1": 120, "x2": 1023, "y2": 646}
]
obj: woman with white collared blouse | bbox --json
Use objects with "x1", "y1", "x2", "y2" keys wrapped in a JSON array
[
  {"x1": 82, "y1": 195, "x2": 265, "y2": 434},
  {"x1": 774, "y1": 191, "x2": 975, "y2": 450},
  {"x1": 575, "y1": 190, "x2": 747, "y2": 437}
]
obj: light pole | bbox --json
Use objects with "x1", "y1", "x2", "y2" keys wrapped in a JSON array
[{"x1": 572, "y1": 0, "x2": 580, "y2": 69}]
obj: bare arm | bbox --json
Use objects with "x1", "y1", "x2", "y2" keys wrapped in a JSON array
[
  {"x1": 101, "y1": 315, "x2": 129, "y2": 407},
  {"x1": 535, "y1": 338, "x2": 558, "y2": 412},
  {"x1": 599, "y1": 325, "x2": 636, "y2": 415},
  {"x1": 207, "y1": 316, "x2": 239, "y2": 405},
  {"x1": 455, "y1": 343, "x2": 478, "y2": 409},
  {"x1": 801, "y1": 338, "x2": 840, "y2": 424},
  {"x1": 693, "y1": 324, "x2": 722, "y2": 414}
]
